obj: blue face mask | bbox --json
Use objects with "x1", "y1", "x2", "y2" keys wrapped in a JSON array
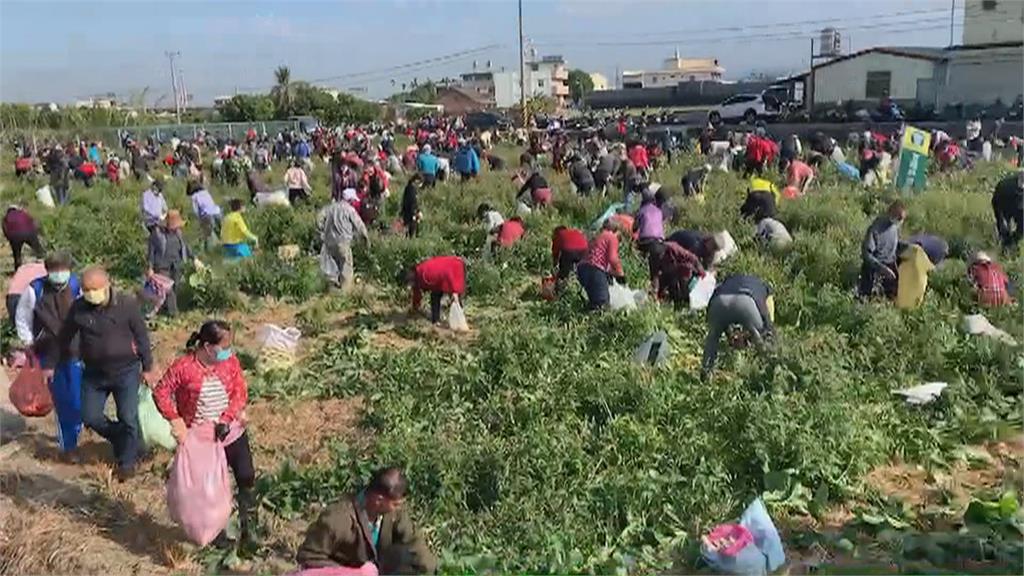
[
  {"x1": 214, "y1": 348, "x2": 233, "y2": 362},
  {"x1": 48, "y1": 271, "x2": 70, "y2": 285}
]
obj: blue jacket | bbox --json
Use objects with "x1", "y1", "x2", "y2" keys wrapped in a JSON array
[
  {"x1": 417, "y1": 152, "x2": 439, "y2": 176},
  {"x1": 295, "y1": 141, "x2": 311, "y2": 158},
  {"x1": 453, "y1": 146, "x2": 480, "y2": 176}
]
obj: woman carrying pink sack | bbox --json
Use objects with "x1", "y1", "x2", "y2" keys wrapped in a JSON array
[{"x1": 153, "y1": 320, "x2": 256, "y2": 549}]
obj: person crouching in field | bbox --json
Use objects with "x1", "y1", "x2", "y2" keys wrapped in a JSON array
[
  {"x1": 859, "y1": 201, "x2": 906, "y2": 300},
  {"x1": 403, "y1": 256, "x2": 466, "y2": 325},
  {"x1": 651, "y1": 240, "x2": 705, "y2": 308},
  {"x1": 968, "y1": 251, "x2": 1014, "y2": 307},
  {"x1": 702, "y1": 274, "x2": 775, "y2": 379},
  {"x1": 577, "y1": 219, "x2": 625, "y2": 311},
  {"x1": 153, "y1": 320, "x2": 257, "y2": 549},
  {"x1": 551, "y1": 225, "x2": 589, "y2": 294},
  {"x1": 221, "y1": 199, "x2": 259, "y2": 260},
  {"x1": 297, "y1": 467, "x2": 437, "y2": 574}
]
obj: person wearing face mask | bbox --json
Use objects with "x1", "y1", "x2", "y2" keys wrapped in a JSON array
[
  {"x1": 859, "y1": 201, "x2": 907, "y2": 300},
  {"x1": 298, "y1": 467, "x2": 437, "y2": 574},
  {"x1": 14, "y1": 252, "x2": 84, "y2": 454},
  {"x1": 49, "y1": 266, "x2": 156, "y2": 481},
  {"x1": 153, "y1": 320, "x2": 256, "y2": 548}
]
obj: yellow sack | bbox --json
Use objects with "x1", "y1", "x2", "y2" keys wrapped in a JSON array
[
  {"x1": 766, "y1": 295, "x2": 775, "y2": 323},
  {"x1": 896, "y1": 245, "x2": 935, "y2": 309}
]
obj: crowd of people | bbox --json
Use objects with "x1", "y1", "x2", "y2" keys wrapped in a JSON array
[{"x1": 4, "y1": 110, "x2": 1022, "y2": 574}]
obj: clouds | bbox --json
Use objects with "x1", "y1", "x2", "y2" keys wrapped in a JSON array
[{"x1": 204, "y1": 13, "x2": 302, "y2": 40}]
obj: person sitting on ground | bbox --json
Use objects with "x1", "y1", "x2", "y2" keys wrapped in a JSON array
[
  {"x1": 992, "y1": 171, "x2": 1023, "y2": 249},
  {"x1": 516, "y1": 169, "x2": 552, "y2": 208},
  {"x1": 146, "y1": 210, "x2": 191, "y2": 317},
  {"x1": 318, "y1": 192, "x2": 370, "y2": 291},
  {"x1": 284, "y1": 159, "x2": 312, "y2": 205},
  {"x1": 905, "y1": 233, "x2": 948, "y2": 266},
  {"x1": 297, "y1": 467, "x2": 438, "y2": 574},
  {"x1": 701, "y1": 274, "x2": 775, "y2": 379},
  {"x1": 154, "y1": 320, "x2": 258, "y2": 549},
  {"x1": 403, "y1": 255, "x2": 466, "y2": 325},
  {"x1": 755, "y1": 217, "x2": 792, "y2": 250},
  {"x1": 551, "y1": 225, "x2": 589, "y2": 293},
  {"x1": 739, "y1": 181, "x2": 778, "y2": 223},
  {"x1": 569, "y1": 153, "x2": 595, "y2": 196},
  {"x1": 577, "y1": 219, "x2": 624, "y2": 311},
  {"x1": 859, "y1": 200, "x2": 906, "y2": 300},
  {"x1": 3, "y1": 205, "x2": 45, "y2": 271},
  {"x1": 667, "y1": 229, "x2": 721, "y2": 269},
  {"x1": 221, "y1": 199, "x2": 259, "y2": 260},
  {"x1": 682, "y1": 164, "x2": 711, "y2": 197},
  {"x1": 417, "y1": 145, "x2": 439, "y2": 188},
  {"x1": 968, "y1": 251, "x2": 1013, "y2": 307},
  {"x1": 453, "y1": 139, "x2": 480, "y2": 182},
  {"x1": 401, "y1": 174, "x2": 423, "y2": 239},
  {"x1": 651, "y1": 240, "x2": 705, "y2": 308}
]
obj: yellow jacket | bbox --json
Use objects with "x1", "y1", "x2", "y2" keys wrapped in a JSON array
[
  {"x1": 750, "y1": 177, "x2": 780, "y2": 203},
  {"x1": 896, "y1": 244, "x2": 934, "y2": 309},
  {"x1": 221, "y1": 211, "x2": 258, "y2": 245}
]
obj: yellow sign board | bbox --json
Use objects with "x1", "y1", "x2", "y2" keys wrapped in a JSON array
[{"x1": 901, "y1": 126, "x2": 932, "y2": 156}]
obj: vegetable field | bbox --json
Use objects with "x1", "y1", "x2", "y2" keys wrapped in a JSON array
[{"x1": 0, "y1": 144, "x2": 1021, "y2": 574}]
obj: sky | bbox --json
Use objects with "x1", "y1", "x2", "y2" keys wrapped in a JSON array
[{"x1": 0, "y1": 0, "x2": 965, "y2": 105}]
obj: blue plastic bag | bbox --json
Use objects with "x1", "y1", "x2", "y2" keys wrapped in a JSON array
[
  {"x1": 701, "y1": 498, "x2": 785, "y2": 575},
  {"x1": 49, "y1": 360, "x2": 83, "y2": 452},
  {"x1": 836, "y1": 161, "x2": 861, "y2": 182}
]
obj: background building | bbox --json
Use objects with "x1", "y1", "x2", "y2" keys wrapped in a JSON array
[
  {"x1": 622, "y1": 50, "x2": 725, "y2": 88},
  {"x1": 489, "y1": 55, "x2": 571, "y2": 109},
  {"x1": 589, "y1": 72, "x2": 610, "y2": 91},
  {"x1": 963, "y1": 0, "x2": 1024, "y2": 44}
]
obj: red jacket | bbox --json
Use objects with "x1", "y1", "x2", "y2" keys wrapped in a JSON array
[
  {"x1": 79, "y1": 162, "x2": 97, "y2": 177},
  {"x1": 746, "y1": 136, "x2": 778, "y2": 164},
  {"x1": 628, "y1": 145, "x2": 650, "y2": 170},
  {"x1": 3, "y1": 208, "x2": 36, "y2": 239},
  {"x1": 969, "y1": 261, "x2": 1012, "y2": 307},
  {"x1": 153, "y1": 353, "x2": 248, "y2": 427},
  {"x1": 412, "y1": 256, "x2": 466, "y2": 309},
  {"x1": 497, "y1": 218, "x2": 525, "y2": 247},
  {"x1": 552, "y1": 227, "x2": 588, "y2": 263}
]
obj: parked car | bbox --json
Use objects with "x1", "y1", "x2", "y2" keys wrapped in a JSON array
[
  {"x1": 708, "y1": 93, "x2": 780, "y2": 125},
  {"x1": 464, "y1": 111, "x2": 512, "y2": 131}
]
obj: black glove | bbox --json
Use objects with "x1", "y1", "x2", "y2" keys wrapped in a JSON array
[{"x1": 214, "y1": 423, "x2": 229, "y2": 442}]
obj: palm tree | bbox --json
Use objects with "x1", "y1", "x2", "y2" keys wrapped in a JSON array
[{"x1": 271, "y1": 65, "x2": 294, "y2": 118}]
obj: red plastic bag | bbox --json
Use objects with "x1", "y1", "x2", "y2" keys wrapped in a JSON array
[
  {"x1": 540, "y1": 275, "x2": 557, "y2": 301},
  {"x1": 9, "y1": 354, "x2": 52, "y2": 417},
  {"x1": 166, "y1": 423, "x2": 232, "y2": 546}
]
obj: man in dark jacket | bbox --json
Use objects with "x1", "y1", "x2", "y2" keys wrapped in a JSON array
[
  {"x1": 401, "y1": 174, "x2": 422, "y2": 239},
  {"x1": 992, "y1": 172, "x2": 1023, "y2": 249},
  {"x1": 47, "y1": 146, "x2": 71, "y2": 205},
  {"x1": 3, "y1": 205, "x2": 44, "y2": 270},
  {"x1": 739, "y1": 189, "x2": 777, "y2": 222},
  {"x1": 298, "y1": 467, "x2": 437, "y2": 574},
  {"x1": 569, "y1": 153, "x2": 595, "y2": 196},
  {"x1": 859, "y1": 201, "x2": 906, "y2": 299},
  {"x1": 50, "y1": 266, "x2": 155, "y2": 480}
]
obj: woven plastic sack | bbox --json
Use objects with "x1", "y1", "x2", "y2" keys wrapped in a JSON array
[
  {"x1": 609, "y1": 282, "x2": 645, "y2": 311},
  {"x1": 10, "y1": 354, "x2": 52, "y2": 417},
  {"x1": 256, "y1": 324, "x2": 302, "y2": 353},
  {"x1": 689, "y1": 272, "x2": 717, "y2": 310},
  {"x1": 255, "y1": 190, "x2": 291, "y2": 207},
  {"x1": 139, "y1": 386, "x2": 176, "y2": 451},
  {"x1": 35, "y1": 185, "x2": 55, "y2": 208},
  {"x1": 166, "y1": 423, "x2": 231, "y2": 546},
  {"x1": 448, "y1": 300, "x2": 469, "y2": 332}
]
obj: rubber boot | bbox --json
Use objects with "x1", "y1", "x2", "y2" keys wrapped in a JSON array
[{"x1": 237, "y1": 486, "x2": 258, "y2": 550}]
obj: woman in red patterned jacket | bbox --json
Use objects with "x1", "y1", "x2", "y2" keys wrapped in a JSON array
[{"x1": 153, "y1": 320, "x2": 256, "y2": 547}]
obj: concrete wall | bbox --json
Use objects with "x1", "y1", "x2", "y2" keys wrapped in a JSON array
[
  {"x1": 964, "y1": 0, "x2": 1024, "y2": 45},
  {"x1": 937, "y1": 45, "x2": 1024, "y2": 107},
  {"x1": 813, "y1": 52, "x2": 938, "y2": 105},
  {"x1": 583, "y1": 81, "x2": 772, "y2": 109}
]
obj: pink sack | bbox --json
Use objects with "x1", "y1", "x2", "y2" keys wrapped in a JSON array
[
  {"x1": 704, "y1": 523, "x2": 754, "y2": 557},
  {"x1": 166, "y1": 423, "x2": 232, "y2": 546},
  {"x1": 288, "y1": 563, "x2": 379, "y2": 576}
]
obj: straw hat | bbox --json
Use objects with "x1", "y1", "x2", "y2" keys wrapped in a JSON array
[{"x1": 972, "y1": 251, "x2": 992, "y2": 264}]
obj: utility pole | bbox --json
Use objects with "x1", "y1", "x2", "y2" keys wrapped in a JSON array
[
  {"x1": 807, "y1": 38, "x2": 815, "y2": 114},
  {"x1": 518, "y1": 0, "x2": 526, "y2": 128},
  {"x1": 165, "y1": 51, "x2": 181, "y2": 124},
  {"x1": 948, "y1": 0, "x2": 956, "y2": 46}
]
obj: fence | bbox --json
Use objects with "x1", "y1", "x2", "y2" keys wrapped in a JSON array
[{"x1": 3, "y1": 120, "x2": 304, "y2": 148}]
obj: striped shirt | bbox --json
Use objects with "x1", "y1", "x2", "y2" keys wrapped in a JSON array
[{"x1": 195, "y1": 374, "x2": 230, "y2": 422}]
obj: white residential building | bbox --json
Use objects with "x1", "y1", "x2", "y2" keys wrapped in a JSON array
[
  {"x1": 622, "y1": 49, "x2": 725, "y2": 88},
  {"x1": 490, "y1": 55, "x2": 571, "y2": 109}
]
